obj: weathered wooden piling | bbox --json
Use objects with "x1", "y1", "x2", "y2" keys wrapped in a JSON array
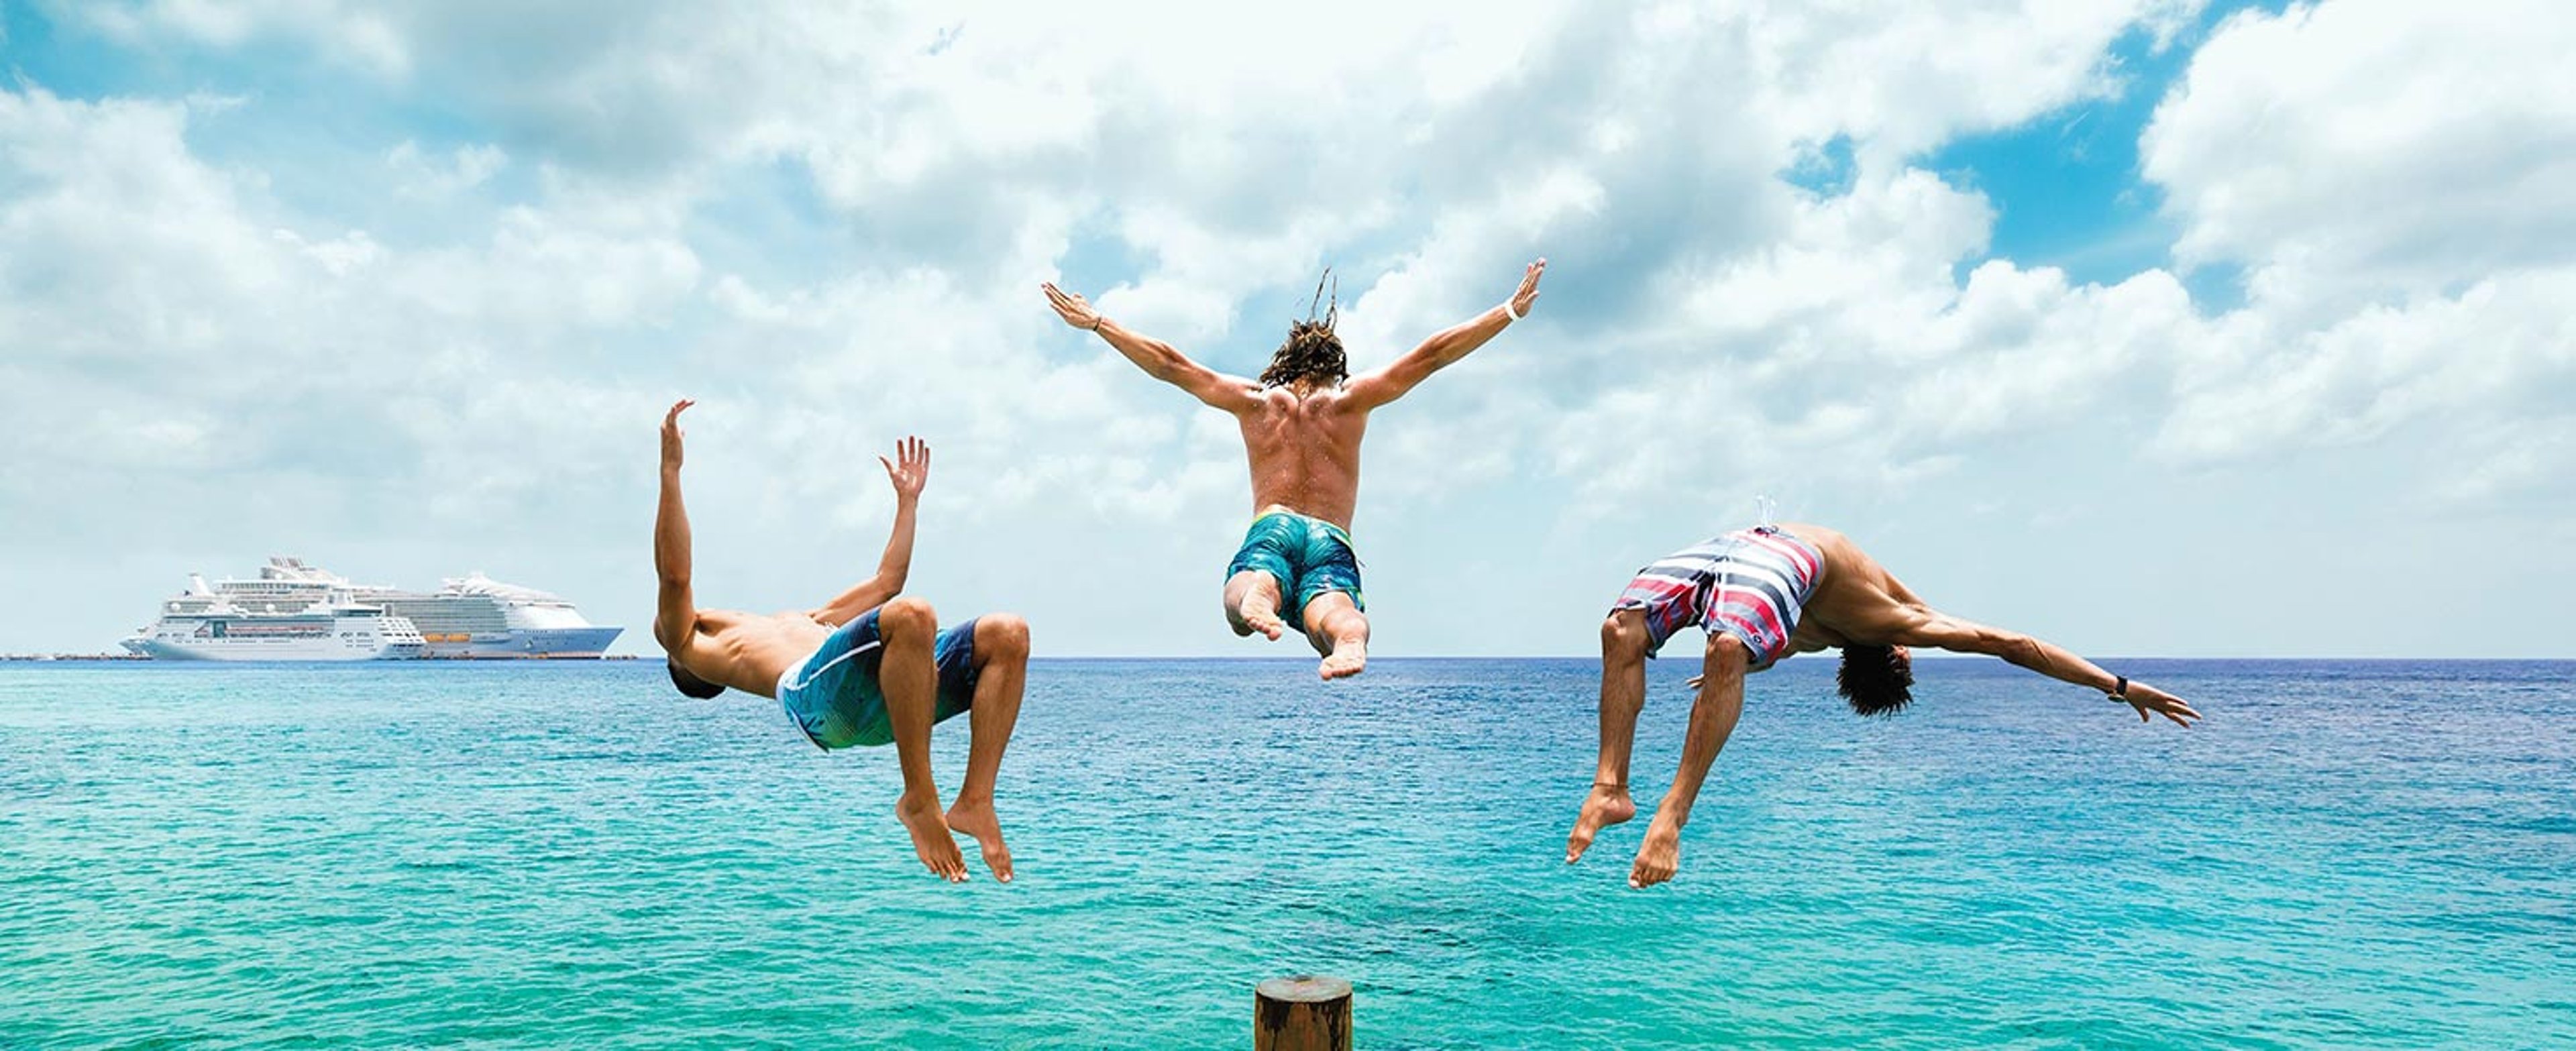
[{"x1": 1254, "y1": 975, "x2": 1352, "y2": 1051}]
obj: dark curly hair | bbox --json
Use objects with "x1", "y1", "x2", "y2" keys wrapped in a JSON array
[
  {"x1": 1259, "y1": 318, "x2": 1348, "y2": 389},
  {"x1": 667, "y1": 659, "x2": 726, "y2": 700},
  {"x1": 1837, "y1": 645, "x2": 1915, "y2": 717}
]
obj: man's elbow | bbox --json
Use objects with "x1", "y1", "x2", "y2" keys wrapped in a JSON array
[{"x1": 1996, "y1": 634, "x2": 2044, "y2": 666}]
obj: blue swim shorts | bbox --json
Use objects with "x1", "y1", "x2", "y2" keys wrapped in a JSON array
[
  {"x1": 1226, "y1": 510, "x2": 1365, "y2": 629},
  {"x1": 776, "y1": 607, "x2": 980, "y2": 751}
]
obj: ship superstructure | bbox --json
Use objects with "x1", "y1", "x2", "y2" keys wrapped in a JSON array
[{"x1": 121, "y1": 558, "x2": 623, "y2": 660}]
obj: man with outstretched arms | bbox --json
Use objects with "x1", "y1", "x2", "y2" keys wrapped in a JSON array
[
  {"x1": 1564, "y1": 522, "x2": 2202, "y2": 889},
  {"x1": 653, "y1": 400, "x2": 1030, "y2": 883},
  {"x1": 1041, "y1": 259, "x2": 1547, "y2": 679}
]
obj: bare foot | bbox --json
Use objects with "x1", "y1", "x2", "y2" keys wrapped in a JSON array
[
  {"x1": 895, "y1": 792, "x2": 967, "y2": 883},
  {"x1": 1564, "y1": 783, "x2": 1636, "y2": 863},
  {"x1": 944, "y1": 796, "x2": 1014, "y2": 883},
  {"x1": 1318, "y1": 634, "x2": 1367, "y2": 679},
  {"x1": 1629, "y1": 816, "x2": 1684, "y2": 889},
  {"x1": 1238, "y1": 599, "x2": 1287, "y2": 641}
]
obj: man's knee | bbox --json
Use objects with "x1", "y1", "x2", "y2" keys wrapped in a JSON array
[
  {"x1": 1601, "y1": 612, "x2": 1648, "y2": 661},
  {"x1": 1305, "y1": 595, "x2": 1364, "y2": 632},
  {"x1": 1703, "y1": 632, "x2": 1750, "y2": 673},
  {"x1": 879, "y1": 595, "x2": 937, "y2": 637},
  {"x1": 976, "y1": 613, "x2": 1030, "y2": 660}
]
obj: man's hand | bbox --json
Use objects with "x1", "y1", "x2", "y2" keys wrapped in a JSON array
[
  {"x1": 661, "y1": 399, "x2": 694, "y2": 473},
  {"x1": 1041, "y1": 282, "x2": 1102, "y2": 331},
  {"x1": 2121, "y1": 681, "x2": 2202, "y2": 728},
  {"x1": 879, "y1": 435, "x2": 930, "y2": 500},
  {"x1": 1509, "y1": 258, "x2": 1547, "y2": 317}
]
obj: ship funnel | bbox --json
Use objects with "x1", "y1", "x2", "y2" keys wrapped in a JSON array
[{"x1": 187, "y1": 573, "x2": 213, "y2": 596}]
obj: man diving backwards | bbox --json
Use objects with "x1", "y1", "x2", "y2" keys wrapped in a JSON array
[
  {"x1": 653, "y1": 400, "x2": 1030, "y2": 883},
  {"x1": 1042, "y1": 259, "x2": 1547, "y2": 679},
  {"x1": 1565, "y1": 522, "x2": 2202, "y2": 889}
]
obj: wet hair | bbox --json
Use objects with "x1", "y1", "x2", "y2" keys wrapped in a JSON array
[
  {"x1": 667, "y1": 659, "x2": 725, "y2": 700},
  {"x1": 1259, "y1": 268, "x2": 1349, "y2": 390},
  {"x1": 1258, "y1": 319, "x2": 1348, "y2": 389},
  {"x1": 1837, "y1": 645, "x2": 1915, "y2": 718}
]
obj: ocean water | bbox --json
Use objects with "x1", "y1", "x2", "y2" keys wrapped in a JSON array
[{"x1": 3, "y1": 658, "x2": 2571, "y2": 1049}]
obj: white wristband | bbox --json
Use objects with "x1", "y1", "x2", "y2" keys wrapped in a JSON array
[{"x1": 1503, "y1": 298, "x2": 1525, "y2": 323}]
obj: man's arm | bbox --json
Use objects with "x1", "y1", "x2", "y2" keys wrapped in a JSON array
[
  {"x1": 1896, "y1": 612, "x2": 2202, "y2": 726},
  {"x1": 653, "y1": 400, "x2": 699, "y2": 653},
  {"x1": 1042, "y1": 282, "x2": 1260, "y2": 412},
  {"x1": 812, "y1": 436, "x2": 929, "y2": 626},
  {"x1": 1344, "y1": 258, "x2": 1545, "y2": 410}
]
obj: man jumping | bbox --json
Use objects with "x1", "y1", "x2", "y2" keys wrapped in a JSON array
[
  {"x1": 1564, "y1": 522, "x2": 2202, "y2": 889},
  {"x1": 1042, "y1": 259, "x2": 1546, "y2": 679},
  {"x1": 653, "y1": 400, "x2": 1030, "y2": 883}
]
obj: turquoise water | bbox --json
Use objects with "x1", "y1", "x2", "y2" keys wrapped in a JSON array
[{"x1": 3, "y1": 659, "x2": 2572, "y2": 1048}]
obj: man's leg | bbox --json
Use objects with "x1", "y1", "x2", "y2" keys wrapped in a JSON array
[
  {"x1": 945, "y1": 614, "x2": 1029, "y2": 883},
  {"x1": 1631, "y1": 632, "x2": 1749, "y2": 889},
  {"x1": 878, "y1": 596, "x2": 967, "y2": 882},
  {"x1": 1567, "y1": 609, "x2": 1650, "y2": 863},
  {"x1": 1224, "y1": 571, "x2": 1288, "y2": 641},
  {"x1": 1302, "y1": 592, "x2": 1368, "y2": 679}
]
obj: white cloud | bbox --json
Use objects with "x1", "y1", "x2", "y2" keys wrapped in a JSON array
[
  {"x1": 2145, "y1": 0, "x2": 2576, "y2": 300},
  {"x1": 2140, "y1": 0, "x2": 2576, "y2": 501},
  {"x1": 1747, "y1": 0, "x2": 2207, "y2": 161}
]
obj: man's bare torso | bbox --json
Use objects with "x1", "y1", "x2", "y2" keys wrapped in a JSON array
[
  {"x1": 672, "y1": 610, "x2": 836, "y2": 698},
  {"x1": 1237, "y1": 382, "x2": 1368, "y2": 528}
]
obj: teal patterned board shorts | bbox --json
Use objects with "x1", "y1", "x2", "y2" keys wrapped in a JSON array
[{"x1": 1226, "y1": 511, "x2": 1365, "y2": 629}]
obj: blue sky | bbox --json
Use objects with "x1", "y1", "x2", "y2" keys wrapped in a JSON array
[{"x1": 3, "y1": 0, "x2": 2571, "y2": 659}]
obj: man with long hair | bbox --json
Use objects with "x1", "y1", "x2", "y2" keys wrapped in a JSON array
[
  {"x1": 653, "y1": 400, "x2": 1031, "y2": 883},
  {"x1": 1566, "y1": 521, "x2": 2201, "y2": 889},
  {"x1": 1042, "y1": 259, "x2": 1546, "y2": 679}
]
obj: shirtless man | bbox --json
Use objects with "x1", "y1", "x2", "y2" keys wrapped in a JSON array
[
  {"x1": 1563, "y1": 522, "x2": 2202, "y2": 889},
  {"x1": 653, "y1": 400, "x2": 1030, "y2": 883},
  {"x1": 1041, "y1": 259, "x2": 1546, "y2": 679}
]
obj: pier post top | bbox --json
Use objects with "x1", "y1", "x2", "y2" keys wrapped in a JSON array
[
  {"x1": 1256, "y1": 975, "x2": 1352, "y2": 1002},
  {"x1": 1255, "y1": 975, "x2": 1353, "y2": 1051}
]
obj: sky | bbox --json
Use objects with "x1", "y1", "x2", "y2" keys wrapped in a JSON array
[{"x1": 2, "y1": 0, "x2": 2571, "y2": 659}]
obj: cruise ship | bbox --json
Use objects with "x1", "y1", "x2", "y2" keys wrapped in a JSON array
[
  {"x1": 122, "y1": 580, "x2": 428, "y2": 661},
  {"x1": 121, "y1": 558, "x2": 623, "y2": 661}
]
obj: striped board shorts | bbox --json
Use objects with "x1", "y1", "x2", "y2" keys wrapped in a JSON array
[{"x1": 1611, "y1": 527, "x2": 1825, "y2": 669}]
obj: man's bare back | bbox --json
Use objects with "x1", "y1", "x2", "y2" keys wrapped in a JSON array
[
  {"x1": 1042, "y1": 260, "x2": 1546, "y2": 677},
  {"x1": 1236, "y1": 382, "x2": 1366, "y2": 528}
]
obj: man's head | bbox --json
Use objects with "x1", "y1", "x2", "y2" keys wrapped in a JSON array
[
  {"x1": 667, "y1": 659, "x2": 725, "y2": 700},
  {"x1": 1259, "y1": 318, "x2": 1348, "y2": 390},
  {"x1": 1837, "y1": 645, "x2": 1915, "y2": 717}
]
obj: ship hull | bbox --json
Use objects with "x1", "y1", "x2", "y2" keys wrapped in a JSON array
[
  {"x1": 420, "y1": 626, "x2": 625, "y2": 659},
  {"x1": 129, "y1": 639, "x2": 424, "y2": 661},
  {"x1": 124, "y1": 631, "x2": 425, "y2": 662}
]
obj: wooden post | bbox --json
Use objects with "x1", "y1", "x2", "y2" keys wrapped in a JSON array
[{"x1": 1254, "y1": 975, "x2": 1352, "y2": 1051}]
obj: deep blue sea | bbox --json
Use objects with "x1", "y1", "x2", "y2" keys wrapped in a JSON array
[{"x1": 3, "y1": 659, "x2": 2572, "y2": 1048}]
